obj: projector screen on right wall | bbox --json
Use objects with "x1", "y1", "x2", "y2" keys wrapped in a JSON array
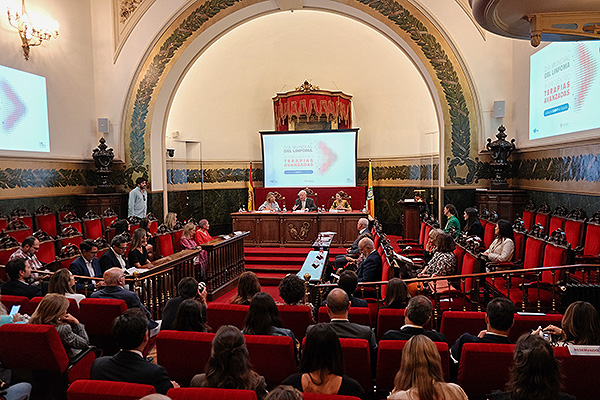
[{"x1": 529, "y1": 41, "x2": 600, "y2": 140}]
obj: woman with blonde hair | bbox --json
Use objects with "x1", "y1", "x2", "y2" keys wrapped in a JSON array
[
  {"x1": 48, "y1": 268, "x2": 85, "y2": 305},
  {"x1": 258, "y1": 192, "x2": 281, "y2": 212},
  {"x1": 164, "y1": 212, "x2": 178, "y2": 229},
  {"x1": 389, "y1": 335, "x2": 467, "y2": 400},
  {"x1": 29, "y1": 293, "x2": 90, "y2": 359},
  {"x1": 180, "y1": 223, "x2": 199, "y2": 250}
]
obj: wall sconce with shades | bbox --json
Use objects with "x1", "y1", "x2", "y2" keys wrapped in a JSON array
[{"x1": 7, "y1": 0, "x2": 59, "y2": 60}]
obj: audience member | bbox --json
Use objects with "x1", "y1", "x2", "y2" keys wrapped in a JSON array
[
  {"x1": 487, "y1": 334, "x2": 575, "y2": 400},
  {"x1": 482, "y1": 219, "x2": 515, "y2": 264},
  {"x1": 231, "y1": 271, "x2": 261, "y2": 305},
  {"x1": 308, "y1": 288, "x2": 376, "y2": 361},
  {"x1": 91, "y1": 267, "x2": 159, "y2": 332},
  {"x1": 113, "y1": 219, "x2": 130, "y2": 236},
  {"x1": 0, "y1": 298, "x2": 25, "y2": 326},
  {"x1": 330, "y1": 191, "x2": 352, "y2": 211},
  {"x1": 91, "y1": 309, "x2": 178, "y2": 394},
  {"x1": 194, "y1": 219, "x2": 213, "y2": 245},
  {"x1": 258, "y1": 192, "x2": 281, "y2": 212},
  {"x1": 450, "y1": 297, "x2": 514, "y2": 369},
  {"x1": 9, "y1": 235, "x2": 44, "y2": 271},
  {"x1": 333, "y1": 218, "x2": 371, "y2": 270},
  {"x1": 278, "y1": 274, "x2": 305, "y2": 305},
  {"x1": 337, "y1": 270, "x2": 368, "y2": 308},
  {"x1": 382, "y1": 278, "x2": 410, "y2": 309},
  {"x1": 128, "y1": 177, "x2": 148, "y2": 218},
  {"x1": 140, "y1": 395, "x2": 172, "y2": 400},
  {"x1": 129, "y1": 228, "x2": 153, "y2": 269},
  {"x1": 48, "y1": 268, "x2": 85, "y2": 305},
  {"x1": 99, "y1": 235, "x2": 129, "y2": 273},
  {"x1": 408, "y1": 232, "x2": 456, "y2": 296},
  {"x1": 533, "y1": 300, "x2": 600, "y2": 346},
  {"x1": 162, "y1": 277, "x2": 207, "y2": 331},
  {"x1": 443, "y1": 204, "x2": 460, "y2": 238},
  {"x1": 264, "y1": 385, "x2": 303, "y2": 400},
  {"x1": 164, "y1": 212, "x2": 178, "y2": 230},
  {"x1": 282, "y1": 323, "x2": 365, "y2": 399},
  {"x1": 172, "y1": 299, "x2": 209, "y2": 332},
  {"x1": 463, "y1": 207, "x2": 484, "y2": 240},
  {"x1": 180, "y1": 223, "x2": 199, "y2": 250},
  {"x1": 389, "y1": 335, "x2": 467, "y2": 400},
  {"x1": 0, "y1": 382, "x2": 32, "y2": 400},
  {"x1": 292, "y1": 190, "x2": 317, "y2": 212},
  {"x1": 243, "y1": 293, "x2": 297, "y2": 346},
  {"x1": 190, "y1": 325, "x2": 267, "y2": 399},
  {"x1": 423, "y1": 228, "x2": 443, "y2": 264},
  {"x1": 29, "y1": 293, "x2": 90, "y2": 359},
  {"x1": 139, "y1": 217, "x2": 155, "y2": 259},
  {"x1": 0, "y1": 302, "x2": 30, "y2": 399},
  {"x1": 0, "y1": 258, "x2": 41, "y2": 299},
  {"x1": 356, "y1": 237, "x2": 382, "y2": 282},
  {"x1": 380, "y1": 295, "x2": 446, "y2": 342},
  {"x1": 69, "y1": 239, "x2": 103, "y2": 291}
]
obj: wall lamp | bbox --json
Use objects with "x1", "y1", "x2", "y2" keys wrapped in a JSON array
[{"x1": 7, "y1": 0, "x2": 59, "y2": 60}]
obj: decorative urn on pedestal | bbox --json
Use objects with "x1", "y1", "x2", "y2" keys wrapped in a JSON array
[
  {"x1": 92, "y1": 137, "x2": 115, "y2": 193},
  {"x1": 486, "y1": 125, "x2": 516, "y2": 189}
]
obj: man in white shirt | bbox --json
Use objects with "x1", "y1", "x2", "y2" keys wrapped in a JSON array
[
  {"x1": 128, "y1": 177, "x2": 148, "y2": 218},
  {"x1": 99, "y1": 235, "x2": 128, "y2": 273},
  {"x1": 69, "y1": 239, "x2": 104, "y2": 292},
  {"x1": 292, "y1": 190, "x2": 317, "y2": 212}
]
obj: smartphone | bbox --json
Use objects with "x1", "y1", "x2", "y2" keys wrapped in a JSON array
[
  {"x1": 9, "y1": 305, "x2": 20, "y2": 317},
  {"x1": 198, "y1": 281, "x2": 206, "y2": 292}
]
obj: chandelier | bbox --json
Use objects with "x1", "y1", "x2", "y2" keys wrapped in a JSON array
[{"x1": 7, "y1": 0, "x2": 59, "y2": 60}]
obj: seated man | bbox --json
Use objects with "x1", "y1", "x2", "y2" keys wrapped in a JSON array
[
  {"x1": 9, "y1": 235, "x2": 45, "y2": 283},
  {"x1": 90, "y1": 309, "x2": 179, "y2": 394},
  {"x1": 161, "y1": 277, "x2": 207, "y2": 331},
  {"x1": 450, "y1": 297, "x2": 514, "y2": 377},
  {"x1": 322, "y1": 270, "x2": 368, "y2": 308},
  {"x1": 333, "y1": 218, "x2": 371, "y2": 271},
  {"x1": 356, "y1": 237, "x2": 382, "y2": 282},
  {"x1": 292, "y1": 190, "x2": 317, "y2": 212},
  {"x1": 0, "y1": 258, "x2": 42, "y2": 299},
  {"x1": 380, "y1": 295, "x2": 446, "y2": 342},
  {"x1": 91, "y1": 267, "x2": 159, "y2": 333},
  {"x1": 70, "y1": 239, "x2": 104, "y2": 292},
  {"x1": 99, "y1": 235, "x2": 129, "y2": 273}
]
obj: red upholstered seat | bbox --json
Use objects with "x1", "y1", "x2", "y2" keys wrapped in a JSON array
[
  {"x1": 36, "y1": 238, "x2": 57, "y2": 265},
  {"x1": 79, "y1": 298, "x2": 127, "y2": 355},
  {"x1": 376, "y1": 340, "x2": 449, "y2": 394},
  {"x1": 29, "y1": 296, "x2": 80, "y2": 319},
  {"x1": 440, "y1": 311, "x2": 486, "y2": 347},
  {"x1": 339, "y1": 338, "x2": 372, "y2": 395},
  {"x1": 580, "y1": 221, "x2": 600, "y2": 261},
  {"x1": 376, "y1": 308, "x2": 405, "y2": 340},
  {"x1": 303, "y1": 393, "x2": 362, "y2": 400},
  {"x1": 206, "y1": 303, "x2": 249, "y2": 331},
  {"x1": 277, "y1": 304, "x2": 314, "y2": 340},
  {"x1": 456, "y1": 343, "x2": 515, "y2": 400},
  {"x1": 156, "y1": 330, "x2": 214, "y2": 387},
  {"x1": 522, "y1": 209, "x2": 534, "y2": 231},
  {"x1": 0, "y1": 216, "x2": 7, "y2": 232},
  {"x1": 155, "y1": 232, "x2": 174, "y2": 258},
  {"x1": 318, "y1": 306, "x2": 371, "y2": 326},
  {"x1": 67, "y1": 380, "x2": 155, "y2": 400},
  {"x1": 167, "y1": 387, "x2": 257, "y2": 400},
  {"x1": 453, "y1": 246, "x2": 466, "y2": 275},
  {"x1": 513, "y1": 230, "x2": 526, "y2": 263},
  {"x1": 508, "y1": 313, "x2": 563, "y2": 342},
  {"x1": 548, "y1": 215, "x2": 565, "y2": 235},
  {"x1": 483, "y1": 222, "x2": 496, "y2": 249},
  {"x1": 102, "y1": 215, "x2": 118, "y2": 232},
  {"x1": 5, "y1": 227, "x2": 31, "y2": 243},
  {"x1": 172, "y1": 230, "x2": 184, "y2": 252},
  {"x1": 245, "y1": 334, "x2": 297, "y2": 389},
  {"x1": 83, "y1": 218, "x2": 103, "y2": 240},
  {"x1": 36, "y1": 213, "x2": 57, "y2": 237},
  {"x1": 0, "y1": 295, "x2": 29, "y2": 314},
  {"x1": 535, "y1": 212, "x2": 550, "y2": 232},
  {"x1": 418, "y1": 221, "x2": 427, "y2": 246},
  {"x1": 564, "y1": 218, "x2": 584, "y2": 249},
  {"x1": 554, "y1": 346, "x2": 600, "y2": 400}
]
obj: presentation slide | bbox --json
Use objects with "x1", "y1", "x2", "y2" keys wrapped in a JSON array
[
  {"x1": 0, "y1": 64, "x2": 50, "y2": 152},
  {"x1": 261, "y1": 130, "x2": 357, "y2": 188},
  {"x1": 530, "y1": 41, "x2": 600, "y2": 140}
]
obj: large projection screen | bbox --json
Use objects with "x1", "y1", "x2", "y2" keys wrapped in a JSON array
[{"x1": 261, "y1": 129, "x2": 358, "y2": 188}]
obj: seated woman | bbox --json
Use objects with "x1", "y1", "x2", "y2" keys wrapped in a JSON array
[
  {"x1": 29, "y1": 293, "x2": 90, "y2": 359},
  {"x1": 408, "y1": 232, "x2": 456, "y2": 296},
  {"x1": 48, "y1": 268, "x2": 85, "y2": 305},
  {"x1": 164, "y1": 212, "x2": 178, "y2": 230},
  {"x1": 190, "y1": 325, "x2": 267, "y2": 399},
  {"x1": 0, "y1": 298, "x2": 25, "y2": 326},
  {"x1": 172, "y1": 299, "x2": 209, "y2": 332},
  {"x1": 482, "y1": 219, "x2": 515, "y2": 264},
  {"x1": 231, "y1": 271, "x2": 261, "y2": 305},
  {"x1": 282, "y1": 323, "x2": 365, "y2": 399},
  {"x1": 258, "y1": 192, "x2": 281, "y2": 212},
  {"x1": 278, "y1": 274, "x2": 305, "y2": 305},
  {"x1": 533, "y1": 300, "x2": 600, "y2": 346},
  {"x1": 488, "y1": 334, "x2": 575, "y2": 400},
  {"x1": 382, "y1": 278, "x2": 410, "y2": 309},
  {"x1": 139, "y1": 217, "x2": 155, "y2": 259},
  {"x1": 463, "y1": 207, "x2": 484, "y2": 240},
  {"x1": 180, "y1": 223, "x2": 199, "y2": 250},
  {"x1": 330, "y1": 191, "x2": 352, "y2": 212},
  {"x1": 129, "y1": 228, "x2": 153, "y2": 269},
  {"x1": 194, "y1": 219, "x2": 213, "y2": 245},
  {"x1": 243, "y1": 293, "x2": 297, "y2": 347},
  {"x1": 389, "y1": 335, "x2": 467, "y2": 400},
  {"x1": 443, "y1": 204, "x2": 461, "y2": 238}
]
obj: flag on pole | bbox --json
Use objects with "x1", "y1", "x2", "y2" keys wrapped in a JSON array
[
  {"x1": 248, "y1": 162, "x2": 255, "y2": 211},
  {"x1": 367, "y1": 160, "x2": 375, "y2": 218}
]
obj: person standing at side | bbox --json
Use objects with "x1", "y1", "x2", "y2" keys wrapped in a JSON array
[{"x1": 128, "y1": 177, "x2": 148, "y2": 218}]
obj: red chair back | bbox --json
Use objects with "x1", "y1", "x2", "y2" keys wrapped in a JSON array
[
  {"x1": 67, "y1": 380, "x2": 156, "y2": 400},
  {"x1": 440, "y1": 311, "x2": 486, "y2": 346},
  {"x1": 522, "y1": 210, "x2": 534, "y2": 231},
  {"x1": 37, "y1": 239, "x2": 57, "y2": 265},
  {"x1": 513, "y1": 231, "x2": 526, "y2": 263},
  {"x1": 206, "y1": 303, "x2": 249, "y2": 331},
  {"x1": 456, "y1": 343, "x2": 515, "y2": 399},
  {"x1": 173, "y1": 230, "x2": 184, "y2": 252},
  {"x1": 548, "y1": 215, "x2": 565, "y2": 234},
  {"x1": 554, "y1": 346, "x2": 600, "y2": 400},
  {"x1": 523, "y1": 236, "x2": 545, "y2": 270},
  {"x1": 376, "y1": 339, "x2": 449, "y2": 393},
  {"x1": 0, "y1": 244, "x2": 20, "y2": 266},
  {"x1": 5, "y1": 227, "x2": 31, "y2": 243},
  {"x1": 277, "y1": 304, "x2": 314, "y2": 341},
  {"x1": 339, "y1": 338, "x2": 372, "y2": 394},
  {"x1": 0, "y1": 295, "x2": 29, "y2": 314},
  {"x1": 541, "y1": 241, "x2": 569, "y2": 282},
  {"x1": 564, "y1": 219, "x2": 584, "y2": 249},
  {"x1": 167, "y1": 387, "x2": 257, "y2": 400},
  {"x1": 36, "y1": 213, "x2": 57, "y2": 237},
  {"x1": 156, "y1": 330, "x2": 214, "y2": 387},
  {"x1": 483, "y1": 222, "x2": 496, "y2": 249},
  {"x1": 155, "y1": 232, "x2": 175, "y2": 258},
  {"x1": 29, "y1": 296, "x2": 80, "y2": 319},
  {"x1": 0, "y1": 217, "x2": 7, "y2": 232},
  {"x1": 380, "y1": 254, "x2": 392, "y2": 298},
  {"x1": 453, "y1": 246, "x2": 466, "y2": 275},
  {"x1": 318, "y1": 306, "x2": 371, "y2": 326},
  {"x1": 83, "y1": 218, "x2": 103, "y2": 240},
  {"x1": 460, "y1": 252, "x2": 480, "y2": 293},
  {"x1": 102, "y1": 215, "x2": 118, "y2": 232},
  {"x1": 583, "y1": 222, "x2": 600, "y2": 257},
  {"x1": 535, "y1": 213, "x2": 550, "y2": 232},
  {"x1": 509, "y1": 313, "x2": 563, "y2": 342},
  {"x1": 245, "y1": 334, "x2": 297, "y2": 389},
  {"x1": 418, "y1": 221, "x2": 427, "y2": 246},
  {"x1": 79, "y1": 298, "x2": 127, "y2": 355},
  {"x1": 376, "y1": 308, "x2": 405, "y2": 340}
]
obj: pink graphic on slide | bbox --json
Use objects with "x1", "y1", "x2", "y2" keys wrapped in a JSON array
[
  {"x1": 572, "y1": 43, "x2": 597, "y2": 112},
  {"x1": 318, "y1": 141, "x2": 337, "y2": 174},
  {"x1": 0, "y1": 79, "x2": 27, "y2": 132}
]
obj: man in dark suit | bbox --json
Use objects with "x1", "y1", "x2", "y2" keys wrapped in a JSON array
[
  {"x1": 356, "y1": 237, "x2": 382, "y2": 282},
  {"x1": 450, "y1": 297, "x2": 514, "y2": 378},
  {"x1": 380, "y1": 295, "x2": 446, "y2": 342},
  {"x1": 91, "y1": 267, "x2": 159, "y2": 333},
  {"x1": 161, "y1": 277, "x2": 207, "y2": 331},
  {"x1": 322, "y1": 270, "x2": 368, "y2": 308},
  {"x1": 90, "y1": 308, "x2": 179, "y2": 394},
  {"x1": 99, "y1": 235, "x2": 128, "y2": 273},
  {"x1": 333, "y1": 218, "x2": 371, "y2": 271},
  {"x1": 0, "y1": 258, "x2": 41, "y2": 299},
  {"x1": 69, "y1": 239, "x2": 103, "y2": 291},
  {"x1": 292, "y1": 190, "x2": 317, "y2": 211}
]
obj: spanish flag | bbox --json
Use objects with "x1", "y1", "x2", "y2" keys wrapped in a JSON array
[
  {"x1": 248, "y1": 162, "x2": 255, "y2": 211},
  {"x1": 367, "y1": 160, "x2": 375, "y2": 218}
]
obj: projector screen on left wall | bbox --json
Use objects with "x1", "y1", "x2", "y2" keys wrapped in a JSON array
[{"x1": 0, "y1": 64, "x2": 50, "y2": 152}]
